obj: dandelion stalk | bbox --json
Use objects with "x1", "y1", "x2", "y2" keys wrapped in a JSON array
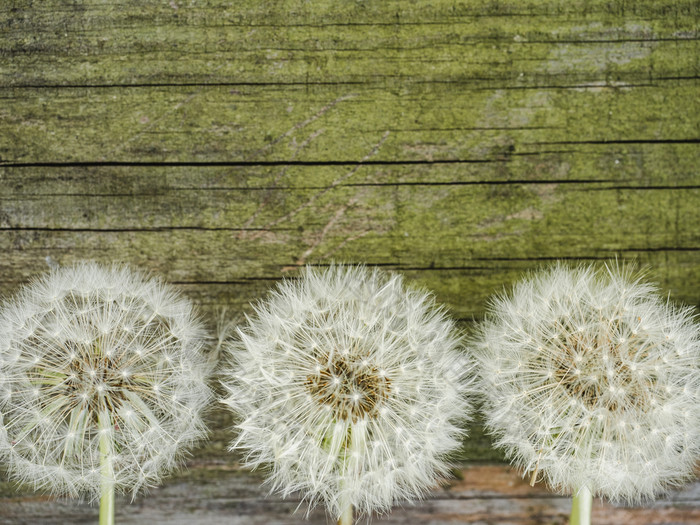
[
  {"x1": 221, "y1": 265, "x2": 473, "y2": 520},
  {"x1": 99, "y1": 412, "x2": 115, "y2": 525},
  {"x1": 337, "y1": 425, "x2": 354, "y2": 525},
  {"x1": 337, "y1": 501, "x2": 353, "y2": 525},
  {"x1": 570, "y1": 486, "x2": 592, "y2": 525}
]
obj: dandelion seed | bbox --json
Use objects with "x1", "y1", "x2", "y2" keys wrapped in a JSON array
[
  {"x1": 220, "y1": 265, "x2": 472, "y2": 523},
  {"x1": 472, "y1": 263, "x2": 700, "y2": 524},
  {"x1": 0, "y1": 262, "x2": 213, "y2": 524}
]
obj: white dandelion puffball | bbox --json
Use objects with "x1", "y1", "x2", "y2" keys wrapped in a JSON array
[
  {"x1": 473, "y1": 264, "x2": 700, "y2": 503},
  {"x1": 0, "y1": 262, "x2": 212, "y2": 498},
  {"x1": 221, "y1": 265, "x2": 471, "y2": 518}
]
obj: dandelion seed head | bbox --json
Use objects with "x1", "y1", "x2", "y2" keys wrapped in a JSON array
[
  {"x1": 0, "y1": 262, "x2": 212, "y2": 499},
  {"x1": 473, "y1": 263, "x2": 700, "y2": 503},
  {"x1": 221, "y1": 265, "x2": 472, "y2": 518}
]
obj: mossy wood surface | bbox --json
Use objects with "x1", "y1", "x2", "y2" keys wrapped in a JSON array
[{"x1": 1, "y1": 0, "x2": 699, "y2": 523}]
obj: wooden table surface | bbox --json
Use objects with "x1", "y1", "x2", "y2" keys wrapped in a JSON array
[{"x1": 1, "y1": 1, "x2": 699, "y2": 523}]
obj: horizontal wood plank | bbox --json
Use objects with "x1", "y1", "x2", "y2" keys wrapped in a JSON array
[
  {"x1": 1, "y1": 170, "x2": 699, "y2": 316},
  {"x1": 1, "y1": 464, "x2": 698, "y2": 524},
  {"x1": 1, "y1": 1, "x2": 698, "y2": 87},
  {"x1": 1, "y1": 83, "x2": 698, "y2": 163}
]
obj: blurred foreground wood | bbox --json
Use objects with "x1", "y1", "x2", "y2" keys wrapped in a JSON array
[{"x1": 1, "y1": 464, "x2": 698, "y2": 525}]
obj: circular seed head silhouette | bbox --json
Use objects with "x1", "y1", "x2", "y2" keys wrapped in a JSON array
[{"x1": 0, "y1": 262, "x2": 212, "y2": 498}]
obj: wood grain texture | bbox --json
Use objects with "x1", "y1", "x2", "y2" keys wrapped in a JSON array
[
  {"x1": 1, "y1": 0, "x2": 699, "y2": 523},
  {"x1": 1, "y1": 464, "x2": 699, "y2": 524}
]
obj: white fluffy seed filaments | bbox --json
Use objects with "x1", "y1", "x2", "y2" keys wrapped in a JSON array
[
  {"x1": 473, "y1": 264, "x2": 700, "y2": 503},
  {"x1": 221, "y1": 265, "x2": 471, "y2": 519},
  {"x1": 0, "y1": 262, "x2": 212, "y2": 498}
]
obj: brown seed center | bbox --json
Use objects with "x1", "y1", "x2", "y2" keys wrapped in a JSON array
[
  {"x1": 305, "y1": 352, "x2": 391, "y2": 422},
  {"x1": 549, "y1": 316, "x2": 654, "y2": 412}
]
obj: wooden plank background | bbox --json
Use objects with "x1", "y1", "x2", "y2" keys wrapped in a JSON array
[{"x1": 1, "y1": 0, "x2": 699, "y2": 523}]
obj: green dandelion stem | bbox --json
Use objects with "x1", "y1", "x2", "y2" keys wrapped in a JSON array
[
  {"x1": 337, "y1": 501, "x2": 353, "y2": 525},
  {"x1": 570, "y1": 486, "x2": 592, "y2": 525},
  {"x1": 336, "y1": 423, "x2": 354, "y2": 525},
  {"x1": 99, "y1": 412, "x2": 115, "y2": 525}
]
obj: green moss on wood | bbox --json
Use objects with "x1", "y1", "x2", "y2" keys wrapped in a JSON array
[
  {"x1": 2, "y1": 83, "x2": 699, "y2": 163},
  {"x1": 1, "y1": 1, "x2": 698, "y2": 86}
]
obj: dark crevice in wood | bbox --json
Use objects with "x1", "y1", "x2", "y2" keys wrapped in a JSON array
[
  {"x1": 364, "y1": 126, "x2": 560, "y2": 132},
  {"x1": 538, "y1": 139, "x2": 700, "y2": 145},
  {"x1": 0, "y1": 193, "x2": 155, "y2": 198},
  {"x1": 312, "y1": 255, "x2": 700, "y2": 269},
  {"x1": 467, "y1": 256, "x2": 625, "y2": 262},
  {"x1": 517, "y1": 37, "x2": 700, "y2": 44},
  {"x1": 2, "y1": 180, "x2": 696, "y2": 194},
  {"x1": 581, "y1": 185, "x2": 700, "y2": 191},
  {"x1": 337, "y1": 179, "x2": 620, "y2": 187},
  {"x1": 0, "y1": 180, "x2": 656, "y2": 193},
  {"x1": 0, "y1": 152, "x2": 589, "y2": 169},
  {"x1": 1, "y1": 160, "x2": 495, "y2": 168},
  {"x1": 0, "y1": 226, "x2": 295, "y2": 232},
  {"x1": 1, "y1": 76, "x2": 697, "y2": 90},
  {"x1": 469, "y1": 249, "x2": 700, "y2": 258},
  {"x1": 165, "y1": 179, "x2": 622, "y2": 190},
  {"x1": 618, "y1": 246, "x2": 700, "y2": 253},
  {"x1": 4, "y1": 36, "x2": 698, "y2": 55}
]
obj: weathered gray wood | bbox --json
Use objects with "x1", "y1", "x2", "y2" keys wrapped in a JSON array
[{"x1": 1, "y1": 465, "x2": 698, "y2": 524}]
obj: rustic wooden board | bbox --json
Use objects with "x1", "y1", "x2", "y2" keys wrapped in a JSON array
[
  {"x1": 1, "y1": 464, "x2": 698, "y2": 524},
  {"x1": 2, "y1": 0, "x2": 699, "y2": 88},
  {"x1": 1, "y1": 0, "x2": 699, "y2": 522},
  {"x1": 2, "y1": 83, "x2": 699, "y2": 163},
  {"x1": 1, "y1": 167, "x2": 699, "y2": 318}
]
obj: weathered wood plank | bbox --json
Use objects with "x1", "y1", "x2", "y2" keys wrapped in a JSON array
[
  {"x1": 1, "y1": 171, "x2": 699, "y2": 312},
  {"x1": 3, "y1": 173, "x2": 699, "y2": 237},
  {"x1": 1, "y1": 0, "x2": 698, "y2": 87},
  {"x1": 1, "y1": 464, "x2": 698, "y2": 524},
  {"x1": 2, "y1": 83, "x2": 698, "y2": 163},
  {"x1": 1, "y1": 141, "x2": 700, "y2": 185},
  {"x1": 2, "y1": 239, "x2": 699, "y2": 322}
]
